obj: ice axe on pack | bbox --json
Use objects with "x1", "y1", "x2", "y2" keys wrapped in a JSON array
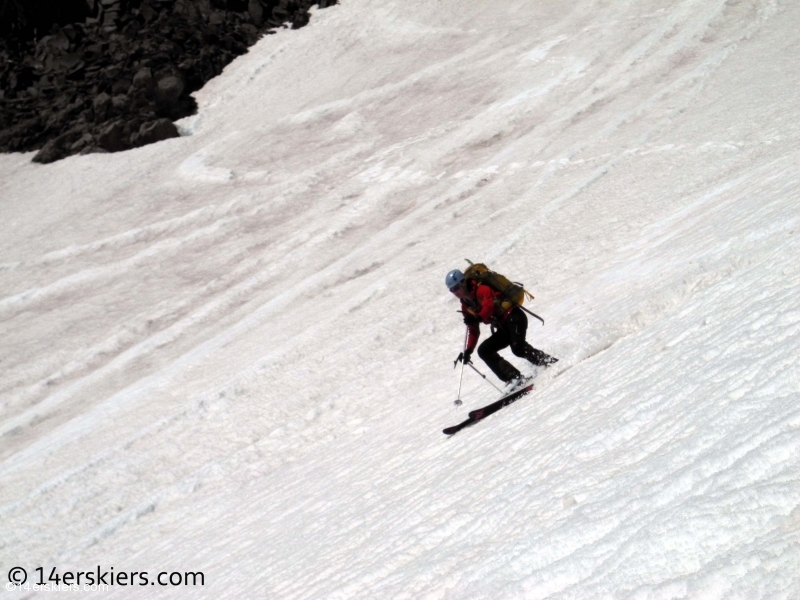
[{"x1": 519, "y1": 305, "x2": 545, "y2": 326}]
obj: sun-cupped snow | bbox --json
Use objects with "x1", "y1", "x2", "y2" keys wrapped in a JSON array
[{"x1": 1, "y1": 0, "x2": 799, "y2": 598}]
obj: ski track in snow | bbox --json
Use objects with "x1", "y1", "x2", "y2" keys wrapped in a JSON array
[{"x1": 1, "y1": 0, "x2": 799, "y2": 598}]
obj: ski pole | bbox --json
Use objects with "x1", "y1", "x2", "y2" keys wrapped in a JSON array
[
  {"x1": 454, "y1": 328, "x2": 468, "y2": 406},
  {"x1": 466, "y1": 362, "x2": 503, "y2": 392}
]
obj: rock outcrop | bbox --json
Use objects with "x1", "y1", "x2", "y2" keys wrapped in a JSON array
[{"x1": 0, "y1": 0, "x2": 337, "y2": 163}]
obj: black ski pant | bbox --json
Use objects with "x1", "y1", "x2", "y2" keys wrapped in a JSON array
[{"x1": 477, "y1": 307, "x2": 556, "y2": 382}]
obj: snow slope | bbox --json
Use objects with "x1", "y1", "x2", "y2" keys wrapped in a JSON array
[{"x1": 1, "y1": 0, "x2": 799, "y2": 597}]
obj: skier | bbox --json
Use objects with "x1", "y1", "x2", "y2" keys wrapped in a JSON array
[{"x1": 446, "y1": 268, "x2": 557, "y2": 388}]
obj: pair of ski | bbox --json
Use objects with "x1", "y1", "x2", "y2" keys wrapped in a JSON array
[{"x1": 443, "y1": 381, "x2": 534, "y2": 436}]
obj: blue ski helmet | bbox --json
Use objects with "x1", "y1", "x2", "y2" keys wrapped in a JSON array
[{"x1": 445, "y1": 269, "x2": 465, "y2": 291}]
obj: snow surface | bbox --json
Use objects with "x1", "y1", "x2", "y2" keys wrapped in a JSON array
[{"x1": 2, "y1": 0, "x2": 800, "y2": 597}]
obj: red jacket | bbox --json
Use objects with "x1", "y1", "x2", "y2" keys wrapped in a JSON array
[{"x1": 460, "y1": 281, "x2": 512, "y2": 351}]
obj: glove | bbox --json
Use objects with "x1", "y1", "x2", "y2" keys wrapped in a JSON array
[{"x1": 454, "y1": 349, "x2": 473, "y2": 368}]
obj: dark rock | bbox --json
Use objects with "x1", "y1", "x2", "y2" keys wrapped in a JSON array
[
  {"x1": 155, "y1": 74, "x2": 183, "y2": 106},
  {"x1": 61, "y1": 23, "x2": 80, "y2": 42},
  {"x1": 97, "y1": 120, "x2": 126, "y2": 151},
  {"x1": 111, "y1": 76, "x2": 131, "y2": 94},
  {"x1": 32, "y1": 128, "x2": 79, "y2": 163},
  {"x1": 132, "y1": 67, "x2": 153, "y2": 90},
  {"x1": 1, "y1": 0, "x2": 338, "y2": 162},
  {"x1": 81, "y1": 144, "x2": 106, "y2": 154},
  {"x1": 1, "y1": 0, "x2": 91, "y2": 40},
  {"x1": 130, "y1": 117, "x2": 179, "y2": 147},
  {"x1": 248, "y1": 0, "x2": 263, "y2": 25},
  {"x1": 57, "y1": 53, "x2": 83, "y2": 71},
  {"x1": 111, "y1": 93, "x2": 130, "y2": 113},
  {"x1": 292, "y1": 11, "x2": 310, "y2": 29},
  {"x1": 43, "y1": 32, "x2": 71, "y2": 52},
  {"x1": 83, "y1": 42, "x2": 104, "y2": 59},
  {"x1": 69, "y1": 132, "x2": 95, "y2": 151},
  {"x1": 103, "y1": 10, "x2": 120, "y2": 26},
  {"x1": 93, "y1": 92, "x2": 111, "y2": 121},
  {"x1": 139, "y1": 2, "x2": 157, "y2": 22}
]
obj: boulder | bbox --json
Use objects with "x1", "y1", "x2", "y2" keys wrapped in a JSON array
[
  {"x1": 111, "y1": 94, "x2": 131, "y2": 113},
  {"x1": 248, "y1": 0, "x2": 264, "y2": 25},
  {"x1": 92, "y1": 92, "x2": 111, "y2": 122},
  {"x1": 130, "y1": 118, "x2": 179, "y2": 147},
  {"x1": 97, "y1": 120, "x2": 126, "y2": 151},
  {"x1": 155, "y1": 74, "x2": 184, "y2": 106},
  {"x1": 32, "y1": 135, "x2": 70, "y2": 164},
  {"x1": 132, "y1": 67, "x2": 154, "y2": 91}
]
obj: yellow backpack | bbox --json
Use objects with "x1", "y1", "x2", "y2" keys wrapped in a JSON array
[{"x1": 463, "y1": 259, "x2": 535, "y2": 313}]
